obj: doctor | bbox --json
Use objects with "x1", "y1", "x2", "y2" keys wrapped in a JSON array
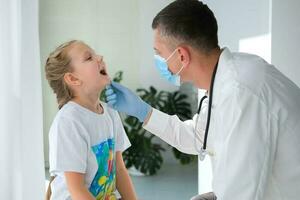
[{"x1": 105, "y1": 0, "x2": 300, "y2": 199}]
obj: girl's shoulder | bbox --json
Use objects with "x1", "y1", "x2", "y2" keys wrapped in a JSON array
[
  {"x1": 50, "y1": 101, "x2": 90, "y2": 130},
  {"x1": 49, "y1": 102, "x2": 90, "y2": 139},
  {"x1": 55, "y1": 101, "x2": 83, "y2": 120}
]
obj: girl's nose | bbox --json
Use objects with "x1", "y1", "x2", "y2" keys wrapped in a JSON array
[{"x1": 96, "y1": 55, "x2": 103, "y2": 63}]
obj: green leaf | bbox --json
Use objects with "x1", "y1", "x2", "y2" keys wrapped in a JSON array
[
  {"x1": 112, "y1": 71, "x2": 123, "y2": 83},
  {"x1": 121, "y1": 84, "x2": 195, "y2": 174},
  {"x1": 172, "y1": 147, "x2": 197, "y2": 165}
]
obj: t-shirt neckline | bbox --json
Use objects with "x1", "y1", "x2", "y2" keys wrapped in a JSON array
[{"x1": 68, "y1": 101, "x2": 106, "y2": 117}]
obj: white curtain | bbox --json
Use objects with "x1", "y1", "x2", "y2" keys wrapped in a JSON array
[{"x1": 0, "y1": 0, "x2": 45, "y2": 199}]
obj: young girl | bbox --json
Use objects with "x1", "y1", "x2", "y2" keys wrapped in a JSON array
[{"x1": 45, "y1": 40, "x2": 137, "y2": 200}]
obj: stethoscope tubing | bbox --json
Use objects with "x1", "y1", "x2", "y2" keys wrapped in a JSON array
[{"x1": 195, "y1": 60, "x2": 219, "y2": 159}]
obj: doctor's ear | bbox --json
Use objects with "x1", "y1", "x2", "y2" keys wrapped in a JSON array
[
  {"x1": 177, "y1": 46, "x2": 190, "y2": 66},
  {"x1": 64, "y1": 72, "x2": 81, "y2": 87}
]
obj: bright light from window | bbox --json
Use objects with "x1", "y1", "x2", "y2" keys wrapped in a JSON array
[{"x1": 239, "y1": 33, "x2": 271, "y2": 63}]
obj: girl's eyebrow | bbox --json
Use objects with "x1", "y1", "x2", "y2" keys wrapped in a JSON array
[{"x1": 82, "y1": 50, "x2": 91, "y2": 58}]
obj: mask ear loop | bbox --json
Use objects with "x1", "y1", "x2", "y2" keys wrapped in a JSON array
[
  {"x1": 166, "y1": 48, "x2": 186, "y2": 75},
  {"x1": 175, "y1": 63, "x2": 185, "y2": 75},
  {"x1": 166, "y1": 48, "x2": 178, "y2": 61}
]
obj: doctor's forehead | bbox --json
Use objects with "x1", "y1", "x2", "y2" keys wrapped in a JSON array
[
  {"x1": 153, "y1": 28, "x2": 174, "y2": 56},
  {"x1": 153, "y1": 39, "x2": 168, "y2": 56},
  {"x1": 153, "y1": 29, "x2": 164, "y2": 53}
]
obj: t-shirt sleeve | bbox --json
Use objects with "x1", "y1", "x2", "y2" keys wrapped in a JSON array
[
  {"x1": 112, "y1": 111, "x2": 131, "y2": 152},
  {"x1": 49, "y1": 116, "x2": 89, "y2": 174}
]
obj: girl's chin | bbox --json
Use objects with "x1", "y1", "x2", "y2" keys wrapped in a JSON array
[
  {"x1": 100, "y1": 75, "x2": 111, "y2": 83},
  {"x1": 98, "y1": 77, "x2": 111, "y2": 90}
]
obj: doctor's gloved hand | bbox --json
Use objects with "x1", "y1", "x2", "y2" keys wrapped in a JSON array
[{"x1": 105, "y1": 82, "x2": 151, "y2": 122}]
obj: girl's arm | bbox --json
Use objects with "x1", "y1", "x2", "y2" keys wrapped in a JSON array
[
  {"x1": 116, "y1": 152, "x2": 138, "y2": 200},
  {"x1": 64, "y1": 172, "x2": 96, "y2": 200}
]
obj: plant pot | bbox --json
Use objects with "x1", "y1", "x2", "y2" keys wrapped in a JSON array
[{"x1": 127, "y1": 166, "x2": 146, "y2": 176}]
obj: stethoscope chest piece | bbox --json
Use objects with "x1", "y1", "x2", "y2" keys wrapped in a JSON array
[{"x1": 199, "y1": 147, "x2": 207, "y2": 161}]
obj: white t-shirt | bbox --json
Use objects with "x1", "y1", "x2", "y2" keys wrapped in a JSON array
[{"x1": 49, "y1": 101, "x2": 131, "y2": 200}]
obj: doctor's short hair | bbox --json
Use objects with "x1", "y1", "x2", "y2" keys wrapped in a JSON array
[
  {"x1": 45, "y1": 40, "x2": 79, "y2": 109},
  {"x1": 152, "y1": 0, "x2": 219, "y2": 54}
]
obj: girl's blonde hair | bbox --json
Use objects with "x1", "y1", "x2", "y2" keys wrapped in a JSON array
[{"x1": 45, "y1": 40, "x2": 79, "y2": 109}]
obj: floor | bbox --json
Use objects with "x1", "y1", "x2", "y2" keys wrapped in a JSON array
[
  {"x1": 130, "y1": 162, "x2": 198, "y2": 200},
  {"x1": 45, "y1": 162, "x2": 198, "y2": 200}
]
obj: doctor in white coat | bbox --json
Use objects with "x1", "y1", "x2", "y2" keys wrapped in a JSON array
[{"x1": 105, "y1": 0, "x2": 300, "y2": 199}]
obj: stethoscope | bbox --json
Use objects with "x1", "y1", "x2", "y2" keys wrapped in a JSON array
[{"x1": 194, "y1": 60, "x2": 219, "y2": 161}]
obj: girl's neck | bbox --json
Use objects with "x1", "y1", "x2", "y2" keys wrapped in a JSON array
[{"x1": 72, "y1": 95, "x2": 103, "y2": 114}]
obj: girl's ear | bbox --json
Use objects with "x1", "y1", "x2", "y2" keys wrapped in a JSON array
[{"x1": 64, "y1": 72, "x2": 81, "y2": 86}]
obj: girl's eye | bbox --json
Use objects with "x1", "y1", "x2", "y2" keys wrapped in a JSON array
[{"x1": 86, "y1": 56, "x2": 92, "y2": 61}]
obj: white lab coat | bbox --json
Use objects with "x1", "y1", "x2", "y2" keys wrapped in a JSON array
[{"x1": 143, "y1": 48, "x2": 300, "y2": 200}]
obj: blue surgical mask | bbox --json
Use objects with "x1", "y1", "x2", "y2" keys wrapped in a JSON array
[{"x1": 154, "y1": 49, "x2": 185, "y2": 86}]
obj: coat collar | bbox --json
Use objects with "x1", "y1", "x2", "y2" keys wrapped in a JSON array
[{"x1": 210, "y1": 47, "x2": 236, "y2": 106}]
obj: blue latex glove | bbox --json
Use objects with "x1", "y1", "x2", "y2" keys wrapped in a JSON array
[{"x1": 105, "y1": 82, "x2": 151, "y2": 122}]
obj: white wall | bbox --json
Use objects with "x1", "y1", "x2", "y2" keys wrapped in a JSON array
[
  {"x1": 204, "y1": 0, "x2": 271, "y2": 60},
  {"x1": 271, "y1": 0, "x2": 300, "y2": 87}
]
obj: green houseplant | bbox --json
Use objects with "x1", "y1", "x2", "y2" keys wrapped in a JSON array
[{"x1": 101, "y1": 71, "x2": 196, "y2": 175}]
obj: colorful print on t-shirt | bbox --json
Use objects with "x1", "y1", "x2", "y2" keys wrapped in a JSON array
[{"x1": 89, "y1": 138, "x2": 117, "y2": 200}]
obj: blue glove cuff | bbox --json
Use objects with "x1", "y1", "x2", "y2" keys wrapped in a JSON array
[{"x1": 138, "y1": 102, "x2": 151, "y2": 122}]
